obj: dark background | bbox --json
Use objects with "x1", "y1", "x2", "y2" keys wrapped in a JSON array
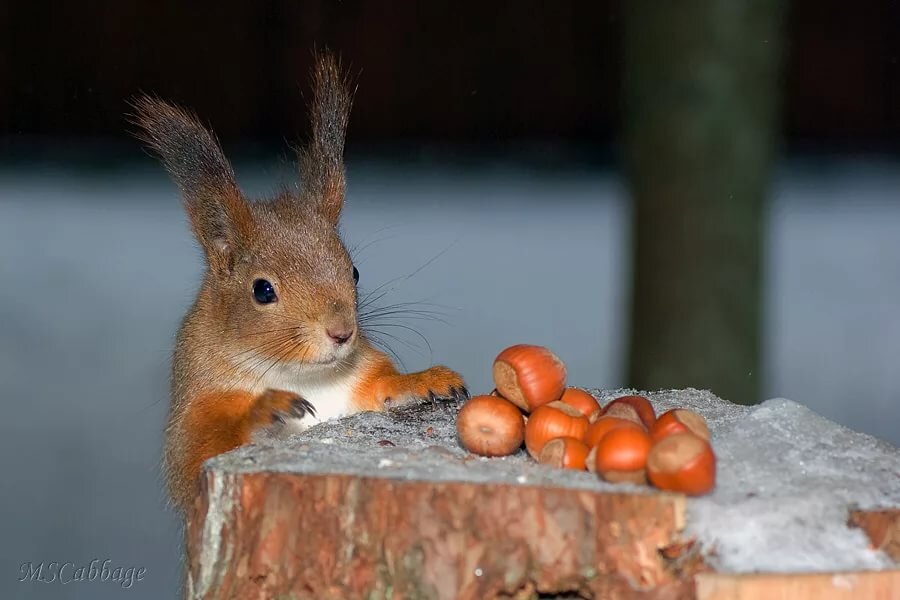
[
  {"x1": 2, "y1": 0, "x2": 900, "y2": 147},
  {"x1": 2, "y1": 3, "x2": 900, "y2": 599}
]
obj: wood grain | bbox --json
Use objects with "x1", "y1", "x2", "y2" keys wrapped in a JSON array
[{"x1": 695, "y1": 571, "x2": 900, "y2": 600}]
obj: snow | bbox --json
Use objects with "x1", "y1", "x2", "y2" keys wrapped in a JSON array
[
  {"x1": 211, "y1": 388, "x2": 900, "y2": 574},
  {"x1": 689, "y1": 397, "x2": 900, "y2": 573}
]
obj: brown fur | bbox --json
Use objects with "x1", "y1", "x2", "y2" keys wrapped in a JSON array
[{"x1": 133, "y1": 53, "x2": 467, "y2": 510}]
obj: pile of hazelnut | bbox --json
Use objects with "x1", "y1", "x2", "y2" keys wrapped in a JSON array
[{"x1": 456, "y1": 344, "x2": 716, "y2": 495}]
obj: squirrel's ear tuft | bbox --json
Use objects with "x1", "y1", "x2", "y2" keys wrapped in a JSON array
[
  {"x1": 130, "y1": 96, "x2": 253, "y2": 272},
  {"x1": 299, "y1": 52, "x2": 354, "y2": 223}
]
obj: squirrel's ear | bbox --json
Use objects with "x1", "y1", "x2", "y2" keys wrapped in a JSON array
[
  {"x1": 299, "y1": 52, "x2": 354, "y2": 223},
  {"x1": 131, "y1": 96, "x2": 253, "y2": 273}
]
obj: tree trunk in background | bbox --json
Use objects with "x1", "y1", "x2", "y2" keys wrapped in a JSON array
[{"x1": 623, "y1": 1, "x2": 786, "y2": 405}]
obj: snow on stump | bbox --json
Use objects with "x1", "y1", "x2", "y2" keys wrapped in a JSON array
[{"x1": 184, "y1": 389, "x2": 900, "y2": 599}]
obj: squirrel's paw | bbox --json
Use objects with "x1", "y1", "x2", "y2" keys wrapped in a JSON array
[
  {"x1": 248, "y1": 389, "x2": 316, "y2": 439},
  {"x1": 382, "y1": 366, "x2": 469, "y2": 409}
]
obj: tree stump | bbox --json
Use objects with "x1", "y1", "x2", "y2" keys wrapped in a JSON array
[
  {"x1": 186, "y1": 473, "x2": 695, "y2": 599},
  {"x1": 183, "y1": 389, "x2": 900, "y2": 599}
]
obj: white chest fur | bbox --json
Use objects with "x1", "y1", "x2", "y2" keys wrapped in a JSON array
[{"x1": 240, "y1": 354, "x2": 358, "y2": 432}]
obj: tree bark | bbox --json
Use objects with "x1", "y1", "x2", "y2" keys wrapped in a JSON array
[
  {"x1": 848, "y1": 508, "x2": 900, "y2": 562},
  {"x1": 184, "y1": 472, "x2": 694, "y2": 599},
  {"x1": 622, "y1": 0, "x2": 786, "y2": 405}
]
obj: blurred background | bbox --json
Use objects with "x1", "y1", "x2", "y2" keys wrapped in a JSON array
[{"x1": 2, "y1": 1, "x2": 899, "y2": 598}]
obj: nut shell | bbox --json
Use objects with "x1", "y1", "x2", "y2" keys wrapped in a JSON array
[
  {"x1": 650, "y1": 409, "x2": 710, "y2": 443},
  {"x1": 647, "y1": 432, "x2": 716, "y2": 495},
  {"x1": 456, "y1": 395, "x2": 525, "y2": 457},
  {"x1": 538, "y1": 437, "x2": 589, "y2": 470},
  {"x1": 524, "y1": 401, "x2": 588, "y2": 458},
  {"x1": 585, "y1": 416, "x2": 643, "y2": 448},
  {"x1": 602, "y1": 401, "x2": 645, "y2": 429},
  {"x1": 493, "y1": 344, "x2": 567, "y2": 411},
  {"x1": 559, "y1": 388, "x2": 601, "y2": 419},
  {"x1": 593, "y1": 427, "x2": 652, "y2": 485},
  {"x1": 605, "y1": 395, "x2": 656, "y2": 428}
]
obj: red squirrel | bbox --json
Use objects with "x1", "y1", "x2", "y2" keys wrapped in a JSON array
[{"x1": 134, "y1": 54, "x2": 467, "y2": 510}]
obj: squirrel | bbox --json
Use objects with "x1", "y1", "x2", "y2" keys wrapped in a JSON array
[{"x1": 134, "y1": 54, "x2": 468, "y2": 510}]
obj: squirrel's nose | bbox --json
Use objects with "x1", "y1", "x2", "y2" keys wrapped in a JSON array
[{"x1": 327, "y1": 327, "x2": 354, "y2": 345}]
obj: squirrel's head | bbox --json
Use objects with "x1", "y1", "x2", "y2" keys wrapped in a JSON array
[{"x1": 134, "y1": 54, "x2": 361, "y2": 367}]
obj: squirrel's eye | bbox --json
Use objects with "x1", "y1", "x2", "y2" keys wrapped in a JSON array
[
  {"x1": 352, "y1": 266, "x2": 360, "y2": 284},
  {"x1": 252, "y1": 279, "x2": 277, "y2": 304}
]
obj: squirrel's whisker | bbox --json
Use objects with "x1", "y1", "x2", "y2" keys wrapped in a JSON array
[
  {"x1": 226, "y1": 334, "x2": 307, "y2": 368},
  {"x1": 363, "y1": 323, "x2": 432, "y2": 357},
  {"x1": 363, "y1": 332, "x2": 407, "y2": 372}
]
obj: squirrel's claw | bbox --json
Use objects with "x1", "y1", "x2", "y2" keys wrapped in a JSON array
[
  {"x1": 377, "y1": 366, "x2": 467, "y2": 410},
  {"x1": 427, "y1": 385, "x2": 469, "y2": 407},
  {"x1": 252, "y1": 389, "x2": 317, "y2": 431},
  {"x1": 448, "y1": 386, "x2": 470, "y2": 403},
  {"x1": 291, "y1": 398, "x2": 317, "y2": 419},
  {"x1": 274, "y1": 397, "x2": 316, "y2": 424}
]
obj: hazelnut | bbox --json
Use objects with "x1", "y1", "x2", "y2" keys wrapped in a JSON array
[
  {"x1": 559, "y1": 387, "x2": 601, "y2": 419},
  {"x1": 538, "y1": 437, "x2": 589, "y2": 470},
  {"x1": 602, "y1": 401, "x2": 645, "y2": 429},
  {"x1": 605, "y1": 395, "x2": 656, "y2": 429},
  {"x1": 650, "y1": 409, "x2": 710, "y2": 443},
  {"x1": 585, "y1": 416, "x2": 644, "y2": 448},
  {"x1": 456, "y1": 395, "x2": 525, "y2": 457},
  {"x1": 524, "y1": 401, "x2": 589, "y2": 458},
  {"x1": 592, "y1": 427, "x2": 652, "y2": 485},
  {"x1": 647, "y1": 433, "x2": 716, "y2": 495},
  {"x1": 493, "y1": 344, "x2": 567, "y2": 411}
]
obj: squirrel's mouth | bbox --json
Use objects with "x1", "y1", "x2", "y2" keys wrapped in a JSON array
[
  {"x1": 303, "y1": 353, "x2": 354, "y2": 372},
  {"x1": 311, "y1": 338, "x2": 358, "y2": 366},
  {"x1": 311, "y1": 357, "x2": 339, "y2": 366}
]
